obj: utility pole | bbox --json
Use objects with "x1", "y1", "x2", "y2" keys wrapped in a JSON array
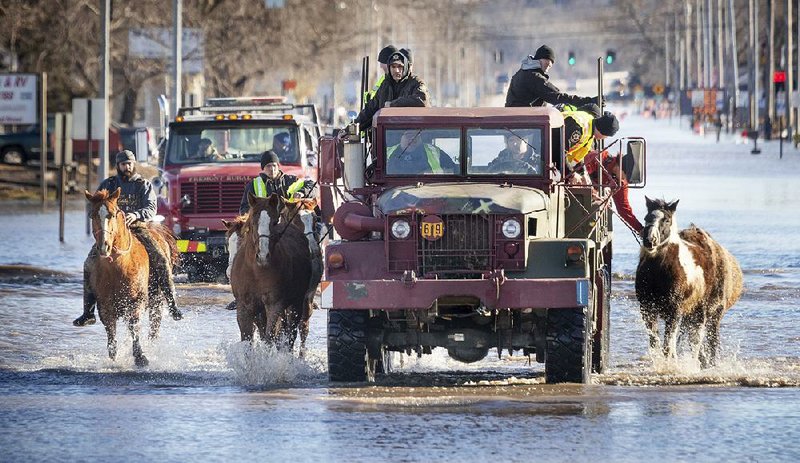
[
  {"x1": 686, "y1": 0, "x2": 693, "y2": 88},
  {"x1": 705, "y1": 0, "x2": 713, "y2": 87},
  {"x1": 173, "y1": 0, "x2": 182, "y2": 116},
  {"x1": 787, "y1": 0, "x2": 794, "y2": 141},
  {"x1": 99, "y1": 0, "x2": 110, "y2": 182},
  {"x1": 768, "y1": 0, "x2": 775, "y2": 127},
  {"x1": 717, "y1": 0, "x2": 724, "y2": 88},
  {"x1": 665, "y1": 18, "x2": 671, "y2": 88},
  {"x1": 697, "y1": 0, "x2": 703, "y2": 86},
  {"x1": 753, "y1": 0, "x2": 760, "y2": 133},
  {"x1": 728, "y1": 0, "x2": 739, "y2": 114}
]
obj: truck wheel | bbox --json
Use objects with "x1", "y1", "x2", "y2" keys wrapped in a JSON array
[
  {"x1": 327, "y1": 310, "x2": 376, "y2": 382},
  {"x1": 545, "y1": 307, "x2": 591, "y2": 383},
  {"x1": 592, "y1": 265, "x2": 611, "y2": 373},
  {"x1": 2, "y1": 146, "x2": 26, "y2": 165}
]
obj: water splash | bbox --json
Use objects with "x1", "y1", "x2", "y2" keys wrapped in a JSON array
[{"x1": 224, "y1": 341, "x2": 324, "y2": 386}]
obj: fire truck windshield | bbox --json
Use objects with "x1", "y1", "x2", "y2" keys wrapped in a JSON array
[{"x1": 166, "y1": 125, "x2": 300, "y2": 166}]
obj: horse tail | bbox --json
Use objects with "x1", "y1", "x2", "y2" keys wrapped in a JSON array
[{"x1": 148, "y1": 223, "x2": 180, "y2": 266}]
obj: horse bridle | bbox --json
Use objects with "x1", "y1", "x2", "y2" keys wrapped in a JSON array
[{"x1": 92, "y1": 209, "x2": 133, "y2": 257}]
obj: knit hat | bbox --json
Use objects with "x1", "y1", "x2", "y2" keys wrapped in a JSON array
[
  {"x1": 532, "y1": 45, "x2": 555, "y2": 63},
  {"x1": 260, "y1": 150, "x2": 280, "y2": 168},
  {"x1": 388, "y1": 51, "x2": 406, "y2": 65},
  {"x1": 594, "y1": 112, "x2": 619, "y2": 136},
  {"x1": 378, "y1": 45, "x2": 398, "y2": 64},
  {"x1": 115, "y1": 150, "x2": 135, "y2": 164},
  {"x1": 399, "y1": 48, "x2": 412, "y2": 64}
]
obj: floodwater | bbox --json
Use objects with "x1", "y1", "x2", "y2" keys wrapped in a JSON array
[{"x1": 1, "y1": 112, "x2": 799, "y2": 461}]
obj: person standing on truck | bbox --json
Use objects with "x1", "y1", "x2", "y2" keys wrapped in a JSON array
[
  {"x1": 505, "y1": 45, "x2": 597, "y2": 108},
  {"x1": 73, "y1": 150, "x2": 183, "y2": 326},
  {"x1": 238, "y1": 150, "x2": 315, "y2": 215},
  {"x1": 349, "y1": 49, "x2": 430, "y2": 133},
  {"x1": 583, "y1": 149, "x2": 644, "y2": 234},
  {"x1": 363, "y1": 45, "x2": 398, "y2": 104}
]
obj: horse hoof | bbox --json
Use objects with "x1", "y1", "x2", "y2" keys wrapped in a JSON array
[
  {"x1": 224, "y1": 300, "x2": 237, "y2": 311},
  {"x1": 135, "y1": 356, "x2": 149, "y2": 368},
  {"x1": 73, "y1": 314, "x2": 96, "y2": 327},
  {"x1": 171, "y1": 310, "x2": 183, "y2": 321}
]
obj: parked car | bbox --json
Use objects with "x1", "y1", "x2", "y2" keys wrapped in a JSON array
[{"x1": 0, "y1": 116, "x2": 123, "y2": 165}]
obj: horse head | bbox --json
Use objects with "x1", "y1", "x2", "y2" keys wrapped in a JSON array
[
  {"x1": 641, "y1": 196, "x2": 679, "y2": 253},
  {"x1": 85, "y1": 188, "x2": 127, "y2": 259},
  {"x1": 282, "y1": 198, "x2": 317, "y2": 235},
  {"x1": 222, "y1": 215, "x2": 248, "y2": 278},
  {"x1": 245, "y1": 192, "x2": 283, "y2": 266}
]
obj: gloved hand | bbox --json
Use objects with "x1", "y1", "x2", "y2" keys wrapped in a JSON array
[{"x1": 125, "y1": 213, "x2": 137, "y2": 226}]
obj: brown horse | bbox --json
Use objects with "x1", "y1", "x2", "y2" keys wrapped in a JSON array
[
  {"x1": 86, "y1": 188, "x2": 178, "y2": 367},
  {"x1": 228, "y1": 193, "x2": 312, "y2": 348},
  {"x1": 635, "y1": 197, "x2": 743, "y2": 367},
  {"x1": 280, "y1": 198, "x2": 323, "y2": 356}
]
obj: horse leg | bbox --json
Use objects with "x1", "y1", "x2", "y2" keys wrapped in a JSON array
[
  {"x1": 686, "y1": 312, "x2": 707, "y2": 365},
  {"x1": 263, "y1": 305, "x2": 282, "y2": 348},
  {"x1": 128, "y1": 308, "x2": 149, "y2": 368},
  {"x1": 102, "y1": 308, "x2": 117, "y2": 361},
  {"x1": 663, "y1": 314, "x2": 680, "y2": 359},
  {"x1": 237, "y1": 301, "x2": 256, "y2": 342},
  {"x1": 254, "y1": 305, "x2": 268, "y2": 343},
  {"x1": 702, "y1": 313, "x2": 722, "y2": 368},
  {"x1": 641, "y1": 309, "x2": 661, "y2": 353},
  {"x1": 147, "y1": 282, "x2": 163, "y2": 340},
  {"x1": 299, "y1": 298, "x2": 316, "y2": 359},
  {"x1": 139, "y1": 230, "x2": 183, "y2": 321}
]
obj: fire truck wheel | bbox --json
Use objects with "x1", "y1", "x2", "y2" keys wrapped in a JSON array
[
  {"x1": 545, "y1": 307, "x2": 592, "y2": 384},
  {"x1": 327, "y1": 310, "x2": 376, "y2": 382}
]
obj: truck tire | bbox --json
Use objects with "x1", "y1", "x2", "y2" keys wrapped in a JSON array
[
  {"x1": 1, "y1": 146, "x2": 27, "y2": 165},
  {"x1": 327, "y1": 309, "x2": 375, "y2": 382},
  {"x1": 592, "y1": 265, "x2": 611, "y2": 373},
  {"x1": 545, "y1": 307, "x2": 591, "y2": 383}
]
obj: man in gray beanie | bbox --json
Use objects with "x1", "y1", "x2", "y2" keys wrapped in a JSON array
[
  {"x1": 505, "y1": 44, "x2": 597, "y2": 108},
  {"x1": 74, "y1": 150, "x2": 183, "y2": 326}
]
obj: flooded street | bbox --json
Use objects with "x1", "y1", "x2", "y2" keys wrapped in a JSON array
[{"x1": 1, "y1": 113, "x2": 799, "y2": 461}]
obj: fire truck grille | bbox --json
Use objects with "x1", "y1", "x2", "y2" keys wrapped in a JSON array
[
  {"x1": 418, "y1": 215, "x2": 493, "y2": 276},
  {"x1": 180, "y1": 181, "x2": 246, "y2": 215}
]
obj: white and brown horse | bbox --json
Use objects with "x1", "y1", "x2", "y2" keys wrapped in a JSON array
[
  {"x1": 635, "y1": 197, "x2": 743, "y2": 367},
  {"x1": 227, "y1": 193, "x2": 312, "y2": 348}
]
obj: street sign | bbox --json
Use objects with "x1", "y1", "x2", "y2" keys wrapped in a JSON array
[
  {"x1": 777, "y1": 91, "x2": 786, "y2": 113},
  {"x1": 774, "y1": 71, "x2": 786, "y2": 83},
  {"x1": 53, "y1": 112, "x2": 73, "y2": 166},
  {"x1": 71, "y1": 98, "x2": 105, "y2": 140},
  {"x1": 0, "y1": 73, "x2": 38, "y2": 124}
]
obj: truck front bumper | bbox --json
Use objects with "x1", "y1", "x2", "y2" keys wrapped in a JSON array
[{"x1": 320, "y1": 277, "x2": 590, "y2": 310}]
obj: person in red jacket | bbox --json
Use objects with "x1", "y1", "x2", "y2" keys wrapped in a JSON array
[{"x1": 584, "y1": 149, "x2": 643, "y2": 234}]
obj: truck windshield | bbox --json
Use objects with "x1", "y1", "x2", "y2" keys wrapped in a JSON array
[
  {"x1": 166, "y1": 125, "x2": 300, "y2": 166},
  {"x1": 467, "y1": 128, "x2": 543, "y2": 175},
  {"x1": 384, "y1": 128, "x2": 461, "y2": 175}
]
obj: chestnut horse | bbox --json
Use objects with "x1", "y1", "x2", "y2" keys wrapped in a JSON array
[
  {"x1": 86, "y1": 188, "x2": 178, "y2": 367},
  {"x1": 228, "y1": 193, "x2": 312, "y2": 348},
  {"x1": 280, "y1": 198, "x2": 323, "y2": 356},
  {"x1": 635, "y1": 197, "x2": 743, "y2": 367}
]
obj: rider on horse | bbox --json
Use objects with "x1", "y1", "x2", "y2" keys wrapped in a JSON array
[
  {"x1": 238, "y1": 150, "x2": 316, "y2": 215},
  {"x1": 74, "y1": 150, "x2": 183, "y2": 326}
]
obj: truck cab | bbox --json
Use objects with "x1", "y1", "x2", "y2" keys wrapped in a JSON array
[
  {"x1": 319, "y1": 106, "x2": 645, "y2": 383},
  {"x1": 157, "y1": 97, "x2": 321, "y2": 282}
]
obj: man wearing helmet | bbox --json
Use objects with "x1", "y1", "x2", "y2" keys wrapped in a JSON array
[
  {"x1": 73, "y1": 150, "x2": 183, "y2": 327},
  {"x1": 350, "y1": 48, "x2": 430, "y2": 133}
]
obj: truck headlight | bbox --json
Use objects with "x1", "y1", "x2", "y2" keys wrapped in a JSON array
[
  {"x1": 391, "y1": 219, "x2": 411, "y2": 239},
  {"x1": 501, "y1": 218, "x2": 521, "y2": 238}
]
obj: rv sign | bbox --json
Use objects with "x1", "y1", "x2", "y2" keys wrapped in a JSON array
[{"x1": 0, "y1": 73, "x2": 38, "y2": 124}]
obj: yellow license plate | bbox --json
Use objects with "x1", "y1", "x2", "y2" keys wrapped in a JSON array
[{"x1": 421, "y1": 221, "x2": 444, "y2": 240}]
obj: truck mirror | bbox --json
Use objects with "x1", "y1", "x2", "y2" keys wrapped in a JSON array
[
  {"x1": 134, "y1": 129, "x2": 149, "y2": 164},
  {"x1": 623, "y1": 138, "x2": 646, "y2": 188}
]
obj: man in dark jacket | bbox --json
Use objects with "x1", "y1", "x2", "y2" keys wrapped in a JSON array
[
  {"x1": 74, "y1": 150, "x2": 183, "y2": 326},
  {"x1": 239, "y1": 150, "x2": 316, "y2": 215},
  {"x1": 505, "y1": 45, "x2": 597, "y2": 108},
  {"x1": 352, "y1": 49, "x2": 430, "y2": 132}
]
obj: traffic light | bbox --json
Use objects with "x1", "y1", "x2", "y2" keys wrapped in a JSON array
[
  {"x1": 568, "y1": 51, "x2": 576, "y2": 66},
  {"x1": 605, "y1": 49, "x2": 616, "y2": 65}
]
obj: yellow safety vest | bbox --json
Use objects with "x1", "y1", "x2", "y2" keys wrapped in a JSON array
[
  {"x1": 563, "y1": 110, "x2": 595, "y2": 166},
  {"x1": 252, "y1": 176, "x2": 307, "y2": 199},
  {"x1": 387, "y1": 144, "x2": 443, "y2": 173},
  {"x1": 363, "y1": 74, "x2": 386, "y2": 103}
]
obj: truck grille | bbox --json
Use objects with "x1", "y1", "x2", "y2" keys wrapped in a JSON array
[
  {"x1": 418, "y1": 214, "x2": 493, "y2": 275},
  {"x1": 180, "y1": 181, "x2": 246, "y2": 215}
]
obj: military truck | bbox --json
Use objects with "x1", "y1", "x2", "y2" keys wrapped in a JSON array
[
  {"x1": 155, "y1": 97, "x2": 321, "y2": 282},
  {"x1": 318, "y1": 106, "x2": 645, "y2": 383}
]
